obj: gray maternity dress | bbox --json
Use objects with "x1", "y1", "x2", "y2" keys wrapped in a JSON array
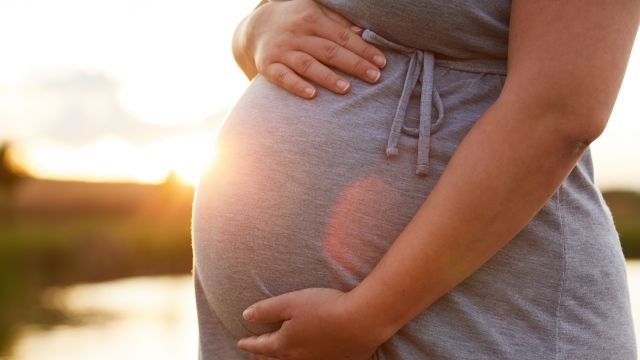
[{"x1": 191, "y1": 0, "x2": 637, "y2": 358}]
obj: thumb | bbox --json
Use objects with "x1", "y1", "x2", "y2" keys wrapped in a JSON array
[{"x1": 243, "y1": 294, "x2": 293, "y2": 323}]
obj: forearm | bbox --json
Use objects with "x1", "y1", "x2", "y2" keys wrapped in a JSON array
[
  {"x1": 345, "y1": 96, "x2": 596, "y2": 340},
  {"x1": 231, "y1": 1, "x2": 268, "y2": 80},
  {"x1": 342, "y1": 0, "x2": 639, "y2": 345}
]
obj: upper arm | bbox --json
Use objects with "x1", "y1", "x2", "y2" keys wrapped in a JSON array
[{"x1": 500, "y1": 0, "x2": 640, "y2": 139}]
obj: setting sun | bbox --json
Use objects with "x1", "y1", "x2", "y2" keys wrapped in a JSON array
[
  {"x1": 17, "y1": 133, "x2": 218, "y2": 187},
  {"x1": 155, "y1": 134, "x2": 218, "y2": 186},
  {"x1": 1, "y1": 1, "x2": 639, "y2": 190},
  {"x1": 0, "y1": 0, "x2": 256, "y2": 187}
]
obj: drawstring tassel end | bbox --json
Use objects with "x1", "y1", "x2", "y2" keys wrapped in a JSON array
[
  {"x1": 415, "y1": 164, "x2": 428, "y2": 176},
  {"x1": 385, "y1": 146, "x2": 399, "y2": 157}
]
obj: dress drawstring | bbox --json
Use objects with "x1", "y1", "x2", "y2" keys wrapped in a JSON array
[{"x1": 362, "y1": 30, "x2": 445, "y2": 177}]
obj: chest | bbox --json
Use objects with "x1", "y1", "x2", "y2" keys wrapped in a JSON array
[{"x1": 315, "y1": 0, "x2": 512, "y2": 59}]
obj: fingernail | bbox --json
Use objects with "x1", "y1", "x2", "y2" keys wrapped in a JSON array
[
  {"x1": 242, "y1": 307, "x2": 256, "y2": 320},
  {"x1": 242, "y1": 307, "x2": 255, "y2": 320},
  {"x1": 350, "y1": 25, "x2": 362, "y2": 33},
  {"x1": 336, "y1": 79, "x2": 350, "y2": 92},
  {"x1": 366, "y1": 69, "x2": 381, "y2": 82},
  {"x1": 303, "y1": 87, "x2": 316, "y2": 98},
  {"x1": 373, "y1": 55, "x2": 386, "y2": 68},
  {"x1": 236, "y1": 339, "x2": 248, "y2": 349}
]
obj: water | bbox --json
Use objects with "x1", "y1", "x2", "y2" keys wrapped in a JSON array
[
  {"x1": 8, "y1": 276, "x2": 198, "y2": 360},
  {"x1": 7, "y1": 262, "x2": 640, "y2": 359}
]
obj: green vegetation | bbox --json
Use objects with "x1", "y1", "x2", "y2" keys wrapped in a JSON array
[
  {"x1": 0, "y1": 178, "x2": 194, "y2": 356},
  {"x1": 603, "y1": 190, "x2": 640, "y2": 259}
]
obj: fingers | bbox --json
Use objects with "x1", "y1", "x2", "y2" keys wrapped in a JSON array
[
  {"x1": 297, "y1": 36, "x2": 382, "y2": 84},
  {"x1": 282, "y1": 50, "x2": 352, "y2": 94},
  {"x1": 263, "y1": 62, "x2": 317, "y2": 99},
  {"x1": 251, "y1": 0, "x2": 387, "y2": 99},
  {"x1": 312, "y1": 16, "x2": 387, "y2": 68},
  {"x1": 243, "y1": 294, "x2": 293, "y2": 324},
  {"x1": 237, "y1": 332, "x2": 280, "y2": 358}
]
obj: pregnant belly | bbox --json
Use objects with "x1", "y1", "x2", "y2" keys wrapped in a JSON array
[{"x1": 191, "y1": 75, "x2": 428, "y2": 339}]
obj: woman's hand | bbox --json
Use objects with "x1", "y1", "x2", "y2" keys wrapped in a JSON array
[
  {"x1": 236, "y1": 287, "x2": 388, "y2": 360},
  {"x1": 233, "y1": 0, "x2": 387, "y2": 99}
]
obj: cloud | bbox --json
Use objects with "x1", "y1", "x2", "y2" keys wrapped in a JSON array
[{"x1": 2, "y1": 69, "x2": 224, "y2": 146}]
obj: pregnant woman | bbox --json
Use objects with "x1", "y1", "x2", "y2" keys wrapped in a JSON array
[{"x1": 192, "y1": 0, "x2": 639, "y2": 359}]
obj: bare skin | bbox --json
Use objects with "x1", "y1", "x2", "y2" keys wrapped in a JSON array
[
  {"x1": 233, "y1": 0, "x2": 640, "y2": 359},
  {"x1": 232, "y1": 0, "x2": 387, "y2": 99}
]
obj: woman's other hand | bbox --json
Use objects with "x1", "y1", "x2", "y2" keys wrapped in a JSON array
[
  {"x1": 236, "y1": 287, "x2": 388, "y2": 360},
  {"x1": 232, "y1": 0, "x2": 387, "y2": 99}
]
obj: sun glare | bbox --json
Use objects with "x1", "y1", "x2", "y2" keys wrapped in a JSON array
[
  {"x1": 0, "y1": 0, "x2": 254, "y2": 187},
  {"x1": 21, "y1": 133, "x2": 217, "y2": 187},
  {"x1": 152, "y1": 134, "x2": 217, "y2": 186},
  {"x1": 1, "y1": 1, "x2": 639, "y2": 190}
]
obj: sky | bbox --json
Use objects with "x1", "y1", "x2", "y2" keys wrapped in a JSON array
[
  {"x1": 0, "y1": 0, "x2": 256, "y2": 185},
  {"x1": 0, "y1": 0, "x2": 639, "y2": 190}
]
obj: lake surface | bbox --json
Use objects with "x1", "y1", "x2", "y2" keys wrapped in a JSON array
[
  {"x1": 7, "y1": 276, "x2": 198, "y2": 360},
  {"x1": 7, "y1": 262, "x2": 640, "y2": 359}
]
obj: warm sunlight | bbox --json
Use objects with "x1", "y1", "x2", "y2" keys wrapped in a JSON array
[
  {"x1": 0, "y1": 0, "x2": 255, "y2": 186},
  {"x1": 154, "y1": 134, "x2": 218, "y2": 186},
  {"x1": 1, "y1": 1, "x2": 639, "y2": 190},
  {"x1": 1, "y1": 1, "x2": 639, "y2": 360},
  {"x1": 18, "y1": 133, "x2": 217, "y2": 186}
]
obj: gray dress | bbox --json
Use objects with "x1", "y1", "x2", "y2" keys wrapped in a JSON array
[{"x1": 191, "y1": 1, "x2": 637, "y2": 358}]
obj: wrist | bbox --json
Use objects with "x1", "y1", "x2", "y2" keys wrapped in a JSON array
[
  {"x1": 238, "y1": 7, "x2": 259, "y2": 64},
  {"x1": 341, "y1": 282, "x2": 404, "y2": 346},
  {"x1": 232, "y1": 3, "x2": 269, "y2": 79}
]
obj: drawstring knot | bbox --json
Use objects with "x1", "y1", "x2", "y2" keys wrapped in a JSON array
[{"x1": 362, "y1": 29, "x2": 445, "y2": 177}]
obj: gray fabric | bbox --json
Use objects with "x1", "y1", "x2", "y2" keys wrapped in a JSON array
[{"x1": 191, "y1": 1, "x2": 637, "y2": 358}]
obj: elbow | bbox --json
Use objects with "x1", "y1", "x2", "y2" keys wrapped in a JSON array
[
  {"x1": 497, "y1": 85, "x2": 612, "y2": 148},
  {"x1": 548, "y1": 106, "x2": 609, "y2": 150},
  {"x1": 550, "y1": 104, "x2": 609, "y2": 148}
]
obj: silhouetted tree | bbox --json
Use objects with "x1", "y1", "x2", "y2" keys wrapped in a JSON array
[
  {"x1": 0, "y1": 142, "x2": 28, "y2": 218},
  {"x1": 1, "y1": 144, "x2": 22, "y2": 185}
]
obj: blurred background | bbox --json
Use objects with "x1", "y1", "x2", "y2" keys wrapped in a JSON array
[{"x1": 0, "y1": 1, "x2": 639, "y2": 359}]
